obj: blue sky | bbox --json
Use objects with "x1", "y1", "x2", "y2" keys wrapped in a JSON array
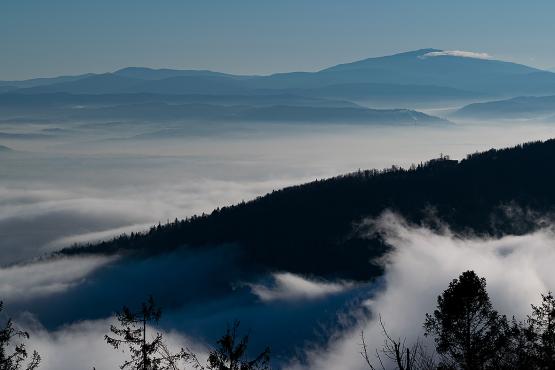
[{"x1": 2, "y1": 0, "x2": 555, "y2": 80}]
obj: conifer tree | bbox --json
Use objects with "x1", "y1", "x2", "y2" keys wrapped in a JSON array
[
  {"x1": 205, "y1": 321, "x2": 270, "y2": 370},
  {"x1": 424, "y1": 271, "x2": 509, "y2": 370},
  {"x1": 527, "y1": 292, "x2": 555, "y2": 369},
  {"x1": 105, "y1": 296, "x2": 187, "y2": 370},
  {"x1": 0, "y1": 301, "x2": 41, "y2": 370}
]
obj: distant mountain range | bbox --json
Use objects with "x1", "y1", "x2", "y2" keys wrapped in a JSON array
[
  {"x1": 3, "y1": 48, "x2": 555, "y2": 101},
  {"x1": 3, "y1": 48, "x2": 555, "y2": 125},
  {"x1": 62, "y1": 139, "x2": 555, "y2": 280},
  {"x1": 70, "y1": 103, "x2": 446, "y2": 125},
  {"x1": 0, "y1": 92, "x2": 446, "y2": 126}
]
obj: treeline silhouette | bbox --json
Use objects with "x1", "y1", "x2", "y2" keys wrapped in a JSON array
[
  {"x1": 104, "y1": 296, "x2": 270, "y2": 370},
  {"x1": 61, "y1": 139, "x2": 555, "y2": 280},
  {"x1": 0, "y1": 296, "x2": 270, "y2": 370},
  {"x1": 4, "y1": 271, "x2": 555, "y2": 369},
  {"x1": 363, "y1": 270, "x2": 555, "y2": 370}
]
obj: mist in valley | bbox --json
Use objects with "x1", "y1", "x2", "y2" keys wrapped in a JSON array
[
  {"x1": 3, "y1": 111, "x2": 555, "y2": 368},
  {"x1": 4, "y1": 113, "x2": 555, "y2": 262}
]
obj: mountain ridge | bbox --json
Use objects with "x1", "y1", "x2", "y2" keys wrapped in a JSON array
[
  {"x1": 60, "y1": 139, "x2": 555, "y2": 280},
  {"x1": 4, "y1": 49, "x2": 555, "y2": 98}
]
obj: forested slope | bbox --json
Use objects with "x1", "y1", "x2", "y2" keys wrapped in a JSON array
[{"x1": 61, "y1": 139, "x2": 555, "y2": 280}]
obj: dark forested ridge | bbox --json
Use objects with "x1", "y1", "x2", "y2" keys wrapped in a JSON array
[{"x1": 61, "y1": 139, "x2": 555, "y2": 280}]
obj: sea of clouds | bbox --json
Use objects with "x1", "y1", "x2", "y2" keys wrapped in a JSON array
[{"x1": 4, "y1": 120, "x2": 555, "y2": 368}]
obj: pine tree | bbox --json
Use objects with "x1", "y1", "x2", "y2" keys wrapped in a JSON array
[
  {"x1": 527, "y1": 292, "x2": 555, "y2": 369},
  {"x1": 424, "y1": 271, "x2": 509, "y2": 370},
  {"x1": 105, "y1": 296, "x2": 186, "y2": 370},
  {"x1": 0, "y1": 301, "x2": 41, "y2": 370},
  {"x1": 205, "y1": 321, "x2": 270, "y2": 370}
]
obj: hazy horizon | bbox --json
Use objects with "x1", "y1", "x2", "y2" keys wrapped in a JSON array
[
  {"x1": 2, "y1": 1, "x2": 555, "y2": 80},
  {"x1": 0, "y1": 47, "x2": 553, "y2": 82}
]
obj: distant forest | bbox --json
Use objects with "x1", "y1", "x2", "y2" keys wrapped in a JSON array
[{"x1": 61, "y1": 139, "x2": 555, "y2": 280}]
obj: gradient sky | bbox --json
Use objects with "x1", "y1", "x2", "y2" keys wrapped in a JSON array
[{"x1": 2, "y1": 0, "x2": 555, "y2": 80}]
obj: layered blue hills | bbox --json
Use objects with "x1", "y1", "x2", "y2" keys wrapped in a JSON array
[
  {"x1": 3, "y1": 48, "x2": 554, "y2": 98},
  {"x1": 2, "y1": 49, "x2": 555, "y2": 124}
]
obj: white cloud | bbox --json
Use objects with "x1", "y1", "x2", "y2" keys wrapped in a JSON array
[
  {"x1": 0, "y1": 256, "x2": 116, "y2": 301},
  {"x1": 287, "y1": 212, "x2": 555, "y2": 370},
  {"x1": 43, "y1": 222, "x2": 154, "y2": 250},
  {"x1": 249, "y1": 272, "x2": 352, "y2": 302},
  {"x1": 420, "y1": 50, "x2": 494, "y2": 60},
  {"x1": 27, "y1": 318, "x2": 208, "y2": 370}
]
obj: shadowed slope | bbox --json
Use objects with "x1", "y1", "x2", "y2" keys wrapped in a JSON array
[{"x1": 61, "y1": 139, "x2": 555, "y2": 280}]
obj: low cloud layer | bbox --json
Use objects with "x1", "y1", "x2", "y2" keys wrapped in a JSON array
[
  {"x1": 6, "y1": 121, "x2": 555, "y2": 368},
  {"x1": 0, "y1": 255, "x2": 115, "y2": 301},
  {"x1": 4, "y1": 121, "x2": 555, "y2": 265}
]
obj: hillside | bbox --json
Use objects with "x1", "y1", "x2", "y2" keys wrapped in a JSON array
[
  {"x1": 454, "y1": 95, "x2": 555, "y2": 120},
  {"x1": 61, "y1": 139, "x2": 555, "y2": 280}
]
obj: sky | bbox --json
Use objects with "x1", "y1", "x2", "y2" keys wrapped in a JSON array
[{"x1": 2, "y1": 0, "x2": 555, "y2": 80}]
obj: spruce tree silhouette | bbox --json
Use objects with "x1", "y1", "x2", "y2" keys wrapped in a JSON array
[
  {"x1": 181, "y1": 321, "x2": 271, "y2": 370},
  {"x1": 105, "y1": 296, "x2": 187, "y2": 370},
  {"x1": 358, "y1": 274, "x2": 555, "y2": 370},
  {"x1": 527, "y1": 292, "x2": 555, "y2": 369},
  {"x1": 0, "y1": 301, "x2": 41, "y2": 370},
  {"x1": 204, "y1": 321, "x2": 270, "y2": 370},
  {"x1": 424, "y1": 271, "x2": 509, "y2": 370}
]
